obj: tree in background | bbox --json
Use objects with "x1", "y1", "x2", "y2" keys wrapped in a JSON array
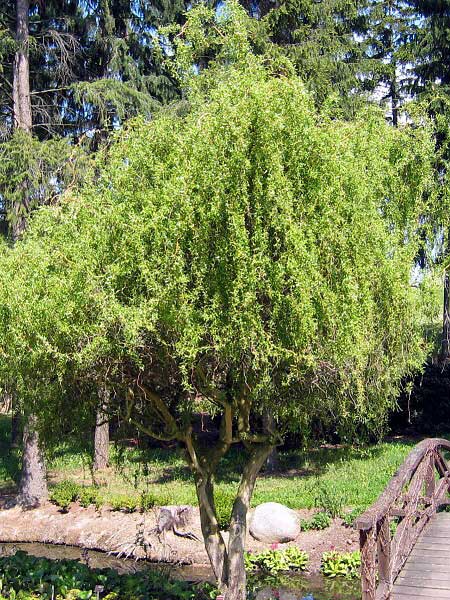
[
  {"x1": 407, "y1": 0, "x2": 450, "y2": 362},
  {"x1": 0, "y1": 0, "x2": 194, "y2": 490},
  {"x1": 262, "y1": 0, "x2": 368, "y2": 112},
  {"x1": 0, "y1": 3, "x2": 437, "y2": 596}
]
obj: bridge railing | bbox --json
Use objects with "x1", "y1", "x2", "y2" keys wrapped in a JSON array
[{"x1": 354, "y1": 438, "x2": 450, "y2": 600}]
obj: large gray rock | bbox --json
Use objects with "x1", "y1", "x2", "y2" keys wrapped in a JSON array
[{"x1": 249, "y1": 502, "x2": 300, "y2": 543}]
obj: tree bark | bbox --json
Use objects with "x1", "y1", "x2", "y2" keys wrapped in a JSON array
[
  {"x1": 93, "y1": 387, "x2": 110, "y2": 471},
  {"x1": 13, "y1": 0, "x2": 48, "y2": 504},
  {"x1": 193, "y1": 443, "x2": 273, "y2": 600},
  {"x1": 441, "y1": 231, "x2": 450, "y2": 364},
  {"x1": 226, "y1": 445, "x2": 273, "y2": 600},
  {"x1": 195, "y1": 473, "x2": 229, "y2": 588},
  {"x1": 18, "y1": 414, "x2": 48, "y2": 506},
  {"x1": 12, "y1": 0, "x2": 32, "y2": 240}
]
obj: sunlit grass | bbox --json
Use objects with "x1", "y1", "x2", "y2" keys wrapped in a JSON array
[{"x1": 0, "y1": 414, "x2": 421, "y2": 510}]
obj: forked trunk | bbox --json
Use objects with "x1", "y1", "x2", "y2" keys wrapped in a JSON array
[
  {"x1": 195, "y1": 445, "x2": 273, "y2": 600},
  {"x1": 195, "y1": 474, "x2": 229, "y2": 587},
  {"x1": 225, "y1": 445, "x2": 273, "y2": 600},
  {"x1": 93, "y1": 387, "x2": 110, "y2": 471},
  {"x1": 18, "y1": 414, "x2": 48, "y2": 506}
]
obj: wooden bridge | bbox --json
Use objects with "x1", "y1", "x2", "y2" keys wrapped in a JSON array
[{"x1": 355, "y1": 438, "x2": 450, "y2": 600}]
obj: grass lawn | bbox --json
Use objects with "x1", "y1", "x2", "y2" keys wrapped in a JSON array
[{"x1": 0, "y1": 414, "x2": 425, "y2": 512}]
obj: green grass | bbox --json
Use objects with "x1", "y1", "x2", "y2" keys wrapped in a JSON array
[{"x1": 0, "y1": 414, "x2": 424, "y2": 511}]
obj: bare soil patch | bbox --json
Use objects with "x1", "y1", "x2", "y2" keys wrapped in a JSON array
[{"x1": 0, "y1": 500, "x2": 358, "y2": 573}]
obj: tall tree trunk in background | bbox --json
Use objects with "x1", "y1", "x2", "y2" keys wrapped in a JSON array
[
  {"x1": 93, "y1": 387, "x2": 110, "y2": 471},
  {"x1": 441, "y1": 236, "x2": 450, "y2": 363},
  {"x1": 18, "y1": 414, "x2": 48, "y2": 505},
  {"x1": 12, "y1": 0, "x2": 32, "y2": 241},
  {"x1": 13, "y1": 0, "x2": 48, "y2": 504}
]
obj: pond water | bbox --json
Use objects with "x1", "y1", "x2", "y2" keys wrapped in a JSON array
[{"x1": 0, "y1": 543, "x2": 360, "y2": 600}]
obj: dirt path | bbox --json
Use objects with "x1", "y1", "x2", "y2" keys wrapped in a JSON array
[{"x1": 0, "y1": 500, "x2": 359, "y2": 573}]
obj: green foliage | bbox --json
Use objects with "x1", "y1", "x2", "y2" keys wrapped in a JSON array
[
  {"x1": 0, "y1": 7, "x2": 439, "y2": 592},
  {"x1": 78, "y1": 486, "x2": 101, "y2": 509},
  {"x1": 342, "y1": 508, "x2": 363, "y2": 528},
  {"x1": 108, "y1": 494, "x2": 139, "y2": 513},
  {"x1": 321, "y1": 550, "x2": 361, "y2": 578},
  {"x1": 49, "y1": 481, "x2": 81, "y2": 511},
  {"x1": 390, "y1": 517, "x2": 400, "y2": 538},
  {"x1": 139, "y1": 491, "x2": 156, "y2": 512},
  {"x1": 0, "y1": 23, "x2": 436, "y2": 444},
  {"x1": 0, "y1": 551, "x2": 206, "y2": 599},
  {"x1": 214, "y1": 490, "x2": 235, "y2": 531},
  {"x1": 314, "y1": 484, "x2": 345, "y2": 518},
  {"x1": 138, "y1": 490, "x2": 171, "y2": 512},
  {"x1": 301, "y1": 511, "x2": 331, "y2": 531},
  {"x1": 244, "y1": 547, "x2": 308, "y2": 574}
]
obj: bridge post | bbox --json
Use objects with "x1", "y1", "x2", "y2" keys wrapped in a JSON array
[
  {"x1": 360, "y1": 527, "x2": 377, "y2": 600},
  {"x1": 377, "y1": 515, "x2": 392, "y2": 595}
]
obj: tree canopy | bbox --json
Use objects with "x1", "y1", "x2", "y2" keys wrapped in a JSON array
[{"x1": 0, "y1": 4, "x2": 438, "y2": 594}]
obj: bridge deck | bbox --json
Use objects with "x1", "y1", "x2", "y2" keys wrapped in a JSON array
[{"x1": 392, "y1": 512, "x2": 450, "y2": 599}]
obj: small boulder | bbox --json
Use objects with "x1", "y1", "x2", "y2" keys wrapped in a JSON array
[{"x1": 249, "y1": 502, "x2": 300, "y2": 543}]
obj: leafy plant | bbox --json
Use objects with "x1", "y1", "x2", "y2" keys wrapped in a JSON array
[
  {"x1": 78, "y1": 486, "x2": 100, "y2": 509},
  {"x1": 0, "y1": 550, "x2": 209, "y2": 600},
  {"x1": 321, "y1": 551, "x2": 361, "y2": 578},
  {"x1": 314, "y1": 484, "x2": 345, "y2": 518},
  {"x1": 244, "y1": 547, "x2": 308, "y2": 574},
  {"x1": 139, "y1": 491, "x2": 156, "y2": 512},
  {"x1": 214, "y1": 490, "x2": 235, "y2": 531},
  {"x1": 390, "y1": 517, "x2": 400, "y2": 538},
  {"x1": 49, "y1": 481, "x2": 81, "y2": 511},
  {"x1": 342, "y1": 508, "x2": 363, "y2": 528},
  {"x1": 108, "y1": 494, "x2": 139, "y2": 513},
  {"x1": 301, "y1": 511, "x2": 331, "y2": 531}
]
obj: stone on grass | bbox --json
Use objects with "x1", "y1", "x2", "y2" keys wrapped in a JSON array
[{"x1": 249, "y1": 502, "x2": 300, "y2": 543}]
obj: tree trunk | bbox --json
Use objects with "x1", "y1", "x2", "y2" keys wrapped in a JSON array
[
  {"x1": 13, "y1": 0, "x2": 48, "y2": 505},
  {"x1": 18, "y1": 414, "x2": 48, "y2": 506},
  {"x1": 195, "y1": 473, "x2": 229, "y2": 588},
  {"x1": 225, "y1": 445, "x2": 273, "y2": 600},
  {"x1": 12, "y1": 0, "x2": 31, "y2": 240},
  {"x1": 441, "y1": 264, "x2": 450, "y2": 363},
  {"x1": 194, "y1": 444, "x2": 273, "y2": 600},
  {"x1": 93, "y1": 388, "x2": 110, "y2": 471}
]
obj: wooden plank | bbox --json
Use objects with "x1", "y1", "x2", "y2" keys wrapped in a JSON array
[
  {"x1": 402, "y1": 563, "x2": 450, "y2": 574},
  {"x1": 398, "y1": 572, "x2": 450, "y2": 583},
  {"x1": 406, "y1": 556, "x2": 450, "y2": 567},
  {"x1": 415, "y1": 541, "x2": 450, "y2": 550},
  {"x1": 393, "y1": 596, "x2": 450, "y2": 600},
  {"x1": 409, "y1": 548, "x2": 450, "y2": 560},
  {"x1": 395, "y1": 573, "x2": 450, "y2": 591},
  {"x1": 392, "y1": 584, "x2": 450, "y2": 598}
]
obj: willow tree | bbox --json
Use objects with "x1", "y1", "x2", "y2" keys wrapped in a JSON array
[{"x1": 0, "y1": 3, "x2": 437, "y2": 597}]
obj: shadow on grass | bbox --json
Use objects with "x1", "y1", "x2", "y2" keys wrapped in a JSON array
[{"x1": 149, "y1": 437, "x2": 419, "y2": 486}]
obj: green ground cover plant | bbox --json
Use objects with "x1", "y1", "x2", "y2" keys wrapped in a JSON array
[
  {"x1": 301, "y1": 512, "x2": 331, "y2": 531},
  {"x1": 244, "y1": 547, "x2": 309, "y2": 574},
  {"x1": 321, "y1": 551, "x2": 361, "y2": 579},
  {"x1": 0, "y1": 551, "x2": 208, "y2": 600}
]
